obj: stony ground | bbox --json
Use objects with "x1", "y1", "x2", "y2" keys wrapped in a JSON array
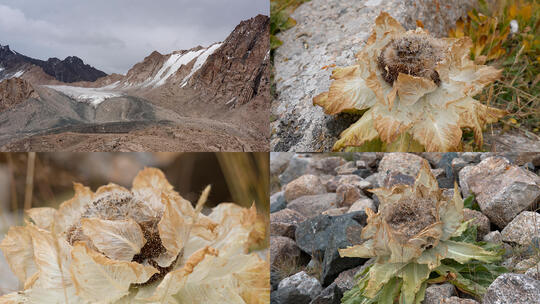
[{"x1": 270, "y1": 152, "x2": 540, "y2": 304}]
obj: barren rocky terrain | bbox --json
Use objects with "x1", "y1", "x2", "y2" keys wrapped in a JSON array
[
  {"x1": 0, "y1": 15, "x2": 270, "y2": 152},
  {"x1": 270, "y1": 152, "x2": 540, "y2": 304}
]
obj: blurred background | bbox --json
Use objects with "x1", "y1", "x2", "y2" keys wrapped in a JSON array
[{"x1": 0, "y1": 152, "x2": 269, "y2": 295}]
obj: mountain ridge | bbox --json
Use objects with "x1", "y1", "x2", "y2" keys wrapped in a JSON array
[{"x1": 0, "y1": 45, "x2": 107, "y2": 83}]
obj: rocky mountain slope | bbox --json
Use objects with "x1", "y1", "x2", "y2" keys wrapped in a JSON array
[
  {"x1": 0, "y1": 14, "x2": 270, "y2": 151},
  {"x1": 0, "y1": 44, "x2": 106, "y2": 83},
  {"x1": 0, "y1": 77, "x2": 39, "y2": 111}
]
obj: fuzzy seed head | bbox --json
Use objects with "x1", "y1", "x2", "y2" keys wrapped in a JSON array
[{"x1": 377, "y1": 33, "x2": 443, "y2": 85}]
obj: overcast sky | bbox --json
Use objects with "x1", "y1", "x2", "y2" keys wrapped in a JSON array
[{"x1": 0, "y1": 0, "x2": 268, "y2": 74}]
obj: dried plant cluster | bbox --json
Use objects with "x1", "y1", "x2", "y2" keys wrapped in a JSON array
[
  {"x1": 314, "y1": 12, "x2": 507, "y2": 152},
  {"x1": 0, "y1": 168, "x2": 269, "y2": 304},
  {"x1": 338, "y1": 160, "x2": 504, "y2": 303}
]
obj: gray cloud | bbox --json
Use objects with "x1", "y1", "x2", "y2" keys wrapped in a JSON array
[{"x1": 0, "y1": 0, "x2": 268, "y2": 74}]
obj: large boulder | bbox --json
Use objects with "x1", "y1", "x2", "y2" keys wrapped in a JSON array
[
  {"x1": 284, "y1": 174, "x2": 327, "y2": 202},
  {"x1": 287, "y1": 193, "x2": 342, "y2": 218},
  {"x1": 501, "y1": 211, "x2": 540, "y2": 246},
  {"x1": 482, "y1": 273, "x2": 540, "y2": 304},
  {"x1": 459, "y1": 157, "x2": 540, "y2": 228},
  {"x1": 274, "y1": 271, "x2": 323, "y2": 304}
]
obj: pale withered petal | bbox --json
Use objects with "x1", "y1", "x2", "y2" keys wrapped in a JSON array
[
  {"x1": 81, "y1": 218, "x2": 147, "y2": 261},
  {"x1": 313, "y1": 65, "x2": 376, "y2": 115},
  {"x1": 333, "y1": 108, "x2": 379, "y2": 151},
  {"x1": 0, "y1": 226, "x2": 37, "y2": 287},
  {"x1": 55, "y1": 183, "x2": 94, "y2": 235},
  {"x1": 70, "y1": 243, "x2": 158, "y2": 303},
  {"x1": 26, "y1": 208, "x2": 57, "y2": 231}
]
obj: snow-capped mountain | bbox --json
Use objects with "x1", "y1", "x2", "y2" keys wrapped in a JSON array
[
  {"x1": 43, "y1": 14, "x2": 269, "y2": 108},
  {"x1": 0, "y1": 45, "x2": 106, "y2": 83},
  {"x1": 0, "y1": 14, "x2": 269, "y2": 152}
]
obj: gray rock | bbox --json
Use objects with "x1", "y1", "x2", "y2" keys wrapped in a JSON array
[
  {"x1": 461, "y1": 152, "x2": 481, "y2": 164},
  {"x1": 514, "y1": 258, "x2": 537, "y2": 273},
  {"x1": 483, "y1": 231, "x2": 503, "y2": 244},
  {"x1": 442, "y1": 297, "x2": 479, "y2": 304},
  {"x1": 364, "y1": 173, "x2": 380, "y2": 189},
  {"x1": 482, "y1": 273, "x2": 540, "y2": 304},
  {"x1": 334, "y1": 258, "x2": 375, "y2": 294},
  {"x1": 525, "y1": 262, "x2": 540, "y2": 280},
  {"x1": 295, "y1": 212, "x2": 366, "y2": 259},
  {"x1": 271, "y1": 271, "x2": 281, "y2": 291},
  {"x1": 321, "y1": 207, "x2": 349, "y2": 216},
  {"x1": 378, "y1": 153, "x2": 427, "y2": 187},
  {"x1": 271, "y1": 152, "x2": 293, "y2": 176},
  {"x1": 422, "y1": 153, "x2": 444, "y2": 167},
  {"x1": 295, "y1": 212, "x2": 367, "y2": 285},
  {"x1": 438, "y1": 152, "x2": 459, "y2": 179},
  {"x1": 451, "y1": 157, "x2": 469, "y2": 179},
  {"x1": 288, "y1": 193, "x2": 342, "y2": 218},
  {"x1": 279, "y1": 155, "x2": 312, "y2": 186},
  {"x1": 501, "y1": 211, "x2": 540, "y2": 246},
  {"x1": 309, "y1": 157, "x2": 346, "y2": 175},
  {"x1": 463, "y1": 208, "x2": 491, "y2": 239},
  {"x1": 271, "y1": 209, "x2": 307, "y2": 239},
  {"x1": 459, "y1": 157, "x2": 540, "y2": 228},
  {"x1": 335, "y1": 162, "x2": 357, "y2": 175},
  {"x1": 271, "y1": 191, "x2": 287, "y2": 213},
  {"x1": 337, "y1": 175, "x2": 372, "y2": 190},
  {"x1": 423, "y1": 283, "x2": 457, "y2": 304},
  {"x1": 275, "y1": 271, "x2": 323, "y2": 304},
  {"x1": 271, "y1": 0, "x2": 476, "y2": 151},
  {"x1": 270, "y1": 236, "x2": 301, "y2": 271},
  {"x1": 348, "y1": 198, "x2": 376, "y2": 213},
  {"x1": 352, "y1": 152, "x2": 380, "y2": 168},
  {"x1": 309, "y1": 282, "x2": 342, "y2": 304},
  {"x1": 285, "y1": 174, "x2": 327, "y2": 202},
  {"x1": 336, "y1": 183, "x2": 367, "y2": 207}
]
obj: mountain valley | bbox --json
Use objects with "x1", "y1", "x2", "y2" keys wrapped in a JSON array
[{"x1": 0, "y1": 14, "x2": 269, "y2": 151}]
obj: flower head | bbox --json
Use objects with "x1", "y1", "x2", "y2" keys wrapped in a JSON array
[
  {"x1": 314, "y1": 12, "x2": 507, "y2": 152},
  {"x1": 338, "y1": 160, "x2": 500, "y2": 303},
  {"x1": 0, "y1": 168, "x2": 269, "y2": 304}
]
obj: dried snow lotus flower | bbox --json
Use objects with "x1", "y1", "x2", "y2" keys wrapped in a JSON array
[
  {"x1": 313, "y1": 12, "x2": 507, "y2": 152},
  {"x1": 338, "y1": 160, "x2": 502, "y2": 303},
  {"x1": 0, "y1": 168, "x2": 269, "y2": 304}
]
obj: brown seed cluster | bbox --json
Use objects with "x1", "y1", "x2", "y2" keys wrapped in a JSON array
[
  {"x1": 385, "y1": 197, "x2": 437, "y2": 239},
  {"x1": 377, "y1": 34, "x2": 443, "y2": 86}
]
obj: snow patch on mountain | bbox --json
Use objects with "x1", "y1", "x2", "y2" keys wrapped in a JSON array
[
  {"x1": 12, "y1": 70, "x2": 24, "y2": 78},
  {"x1": 181, "y1": 43, "x2": 222, "y2": 87},
  {"x1": 46, "y1": 85, "x2": 123, "y2": 107},
  {"x1": 144, "y1": 49, "x2": 205, "y2": 88}
]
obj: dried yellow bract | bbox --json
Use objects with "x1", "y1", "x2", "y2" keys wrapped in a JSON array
[{"x1": 0, "y1": 168, "x2": 269, "y2": 304}]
